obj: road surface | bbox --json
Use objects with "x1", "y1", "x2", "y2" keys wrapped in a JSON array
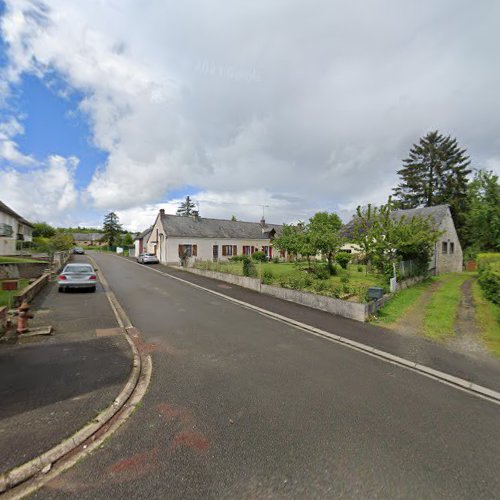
[{"x1": 36, "y1": 252, "x2": 500, "y2": 499}]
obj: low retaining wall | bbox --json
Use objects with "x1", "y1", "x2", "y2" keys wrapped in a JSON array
[
  {"x1": 13, "y1": 273, "x2": 51, "y2": 307},
  {"x1": 0, "y1": 262, "x2": 49, "y2": 280},
  {"x1": 182, "y1": 267, "x2": 368, "y2": 322}
]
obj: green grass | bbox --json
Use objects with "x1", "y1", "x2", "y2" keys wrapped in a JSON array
[
  {"x1": 0, "y1": 279, "x2": 30, "y2": 308},
  {"x1": 0, "y1": 256, "x2": 46, "y2": 264},
  {"x1": 376, "y1": 278, "x2": 435, "y2": 324},
  {"x1": 472, "y1": 278, "x2": 500, "y2": 357},
  {"x1": 193, "y1": 260, "x2": 379, "y2": 301},
  {"x1": 423, "y1": 273, "x2": 470, "y2": 340}
]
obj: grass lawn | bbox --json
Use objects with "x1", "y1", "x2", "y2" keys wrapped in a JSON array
[
  {"x1": 423, "y1": 273, "x2": 470, "y2": 340},
  {"x1": 472, "y1": 279, "x2": 500, "y2": 357},
  {"x1": 0, "y1": 279, "x2": 30, "y2": 308},
  {"x1": 0, "y1": 256, "x2": 46, "y2": 264},
  {"x1": 376, "y1": 278, "x2": 436, "y2": 324}
]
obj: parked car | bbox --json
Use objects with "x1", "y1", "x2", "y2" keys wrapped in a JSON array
[
  {"x1": 137, "y1": 252, "x2": 159, "y2": 264},
  {"x1": 58, "y1": 263, "x2": 97, "y2": 292},
  {"x1": 73, "y1": 247, "x2": 85, "y2": 254}
]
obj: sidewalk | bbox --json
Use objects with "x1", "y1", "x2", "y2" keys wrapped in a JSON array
[
  {"x1": 0, "y1": 255, "x2": 133, "y2": 475},
  {"x1": 128, "y1": 257, "x2": 500, "y2": 393}
]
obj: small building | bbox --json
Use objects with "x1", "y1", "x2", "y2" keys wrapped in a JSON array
[
  {"x1": 342, "y1": 204, "x2": 463, "y2": 275},
  {"x1": 0, "y1": 200, "x2": 33, "y2": 255},
  {"x1": 72, "y1": 233, "x2": 106, "y2": 247},
  {"x1": 133, "y1": 227, "x2": 153, "y2": 257},
  {"x1": 144, "y1": 209, "x2": 282, "y2": 265}
]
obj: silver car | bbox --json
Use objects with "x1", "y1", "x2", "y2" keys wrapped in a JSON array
[
  {"x1": 58, "y1": 263, "x2": 97, "y2": 292},
  {"x1": 137, "y1": 252, "x2": 159, "y2": 264}
]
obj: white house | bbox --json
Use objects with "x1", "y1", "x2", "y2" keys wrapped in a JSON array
[
  {"x1": 0, "y1": 200, "x2": 33, "y2": 256},
  {"x1": 143, "y1": 209, "x2": 283, "y2": 265},
  {"x1": 342, "y1": 204, "x2": 463, "y2": 275}
]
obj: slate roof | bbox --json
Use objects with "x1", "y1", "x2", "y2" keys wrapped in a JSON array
[
  {"x1": 159, "y1": 214, "x2": 282, "y2": 239},
  {"x1": 135, "y1": 227, "x2": 153, "y2": 240},
  {"x1": 0, "y1": 200, "x2": 34, "y2": 228},
  {"x1": 342, "y1": 204, "x2": 450, "y2": 239}
]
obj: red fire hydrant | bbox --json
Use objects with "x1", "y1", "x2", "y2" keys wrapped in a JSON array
[{"x1": 16, "y1": 301, "x2": 33, "y2": 334}]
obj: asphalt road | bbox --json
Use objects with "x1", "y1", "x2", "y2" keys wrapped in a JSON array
[{"x1": 36, "y1": 253, "x2": 500, "y2": 499}]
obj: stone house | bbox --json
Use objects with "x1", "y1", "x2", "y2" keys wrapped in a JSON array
[
  {"x1": 142, "y1": 209, "x2": 283, "y2": 265},
  {"x1": 0, "y1": 200, "x2": 33, "y2": 255},
  {"x1": 72, "y1": 233, "x2": 106, "y2": 246},
  {"x1": 342, "y1": 204, "x2": 463, "y2": 274}
]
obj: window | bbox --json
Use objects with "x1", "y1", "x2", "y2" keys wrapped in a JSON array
[
  {"x1": 178, "y1": 244, "x2": 193, "y2": 257},
  {"x1": 243, "y1": 245, "x2": 251, "y2": 255},
  {"x1": 222, "y1": 245, "x2": 237, "y2": 256},
  {"x1": 450, "y1": 242, "x2": 454, "y2": 254},
  {"x1": 442, "y1": 241, "x2": 448, "y2": 254}
]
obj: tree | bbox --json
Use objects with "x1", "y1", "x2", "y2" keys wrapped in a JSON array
[
  {"x1": 308, "y1": 212, "x2": 343, "y2": 274},
  {"x1": 393, "y1": 131, "x2": 471, "y2": 239},
  {"x1": 102, "y1": 212, "x2": 122, "y2": 246},
  {"x1": 51, "y1": 233, "x2": 74, "y2": 251},
  {"x1": 32, "y1": 222, "x2": 56, "y2": 238},
  {"x1": 176, "y1": 196, "x2": 197, "y2": 216},
  {"x1": 464, "y1": 170, "x2": 500, "y2": 252},
  {"x1": 353, "y1": 198, "x2": 442, "y2": 280}
]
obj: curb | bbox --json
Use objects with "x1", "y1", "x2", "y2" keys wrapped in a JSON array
[
  {"x1": 0, "y1": 255, "x2": 151, "y2": 496},
  {"x1": 124, "y1": 256, "x2": 500, "y2": 407}
]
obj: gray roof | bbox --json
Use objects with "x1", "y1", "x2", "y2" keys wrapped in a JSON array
[
  {"x1": 136, "y1": 227, "x2": 153, "y2": 240},
  {"x1": 72, "y1": 232, "x2": 104, "y2": 241},
  {"x1": 0, "y1": 200, "x2": 33, "y2": 228},
  {"x1": 160, "y1": 214, "x2": 282, "y2": 239},
  {"x1": 342, "y1": 204, "x2": 450, "y2": 239}
]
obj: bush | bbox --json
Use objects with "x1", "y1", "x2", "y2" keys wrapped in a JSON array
[
  {"x1": 357, "y1": 265, "x2": 363, "y2": 272},
  {"x1": 261, "y1": 269, "x2": 274, "y2": 285},
  {"x1": 272, "y1": 256, "x2": 280, "y2": 264},
  {"x1": 477, "y1": 253, "x2": 500, "y2": 304},
  {"x1": 312, "y1": 265, "x2": 330, "y2": 280},
  {"x1": 252, "y1": 251, "x2": 267, "y2": 262},
  {"x1": 229, "y1": 255, "x2": 246, "y2": 262},
  {"x1": 329, "y1": 264, "x2": 338, "y2": 276},
  {"x1": 242, "y1": 257, "x2": 257, "y2": 277},
  {"x1": 336, "y1": 252, "x2": 351, "y2": 269},
  {"x1": 312, "y1": 280, "x2": 328, "y2": 293},
  {"x1": 340, "y1": 274, "x2": 350, "y2": 284}
]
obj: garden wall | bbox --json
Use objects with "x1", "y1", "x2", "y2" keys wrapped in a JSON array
[
  {"x1": 181, "y1": 267, "x2": 368, "y2": 321},
  {"x1": 0, "y1": 262, "x2": 49, "y2": 280},
  {"x1": 13, "y1": 273, "x2": 51, "y2": 307}
]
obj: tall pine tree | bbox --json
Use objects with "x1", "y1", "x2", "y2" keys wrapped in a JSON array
[
  {"x1": 393, "y1": 131, "x2": 471, "y2": 239},
  {"x1": 102, "y1": 212, "x2": 122, "y2": 246},
  {"x1": 176, "y1": 196, "x2": 197, "y2": 216}
]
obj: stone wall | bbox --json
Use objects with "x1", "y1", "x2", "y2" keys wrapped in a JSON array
[
  {"x1": 13, "y1": 273, "x2": 51, "y2": 307},
  {"x1": 0, "y1": 262, "x2": 49, "y2": 280}
]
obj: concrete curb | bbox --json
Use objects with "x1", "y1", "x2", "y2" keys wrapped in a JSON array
[
  {"x1": 124, "y1": 256, "x2": 500, "y2": 407},
  {"x1": 0, "y1": 255, "x2": 151, "y2": 496}
]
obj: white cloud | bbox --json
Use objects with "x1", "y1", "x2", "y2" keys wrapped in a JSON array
[
  {"x1": 0, "y1": 155, "x2": 78, "y2": 223},
  {"x1": 0, "y1": 116, "x2": 35, "y2": 165},
  {"x1": 1, "y1": 0, "x2": 499, "y2": 226}
]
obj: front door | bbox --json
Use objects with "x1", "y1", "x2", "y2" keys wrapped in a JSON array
[{"x1": 213, "y1": 245, "x2": 218, "y2": 262}]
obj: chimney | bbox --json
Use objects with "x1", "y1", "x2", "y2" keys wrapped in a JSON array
[
  {"x1": 260, "y1": 217, "x2": 266, "y2": 227},
  {"x1": 160, "y1": 208, "x2": 165, "y2": 216},
  {"x1": 192, "y1": 210, "x2": 199, "y2": 221}
]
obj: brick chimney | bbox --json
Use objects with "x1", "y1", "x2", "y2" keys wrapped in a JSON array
[{"x1": 160, "y1": 208, "x2": 165, "y2": 216}]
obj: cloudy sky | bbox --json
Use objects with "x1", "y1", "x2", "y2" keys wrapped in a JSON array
[{"x1": 0, "y1": 0, "x2": 499, "y2": 231}]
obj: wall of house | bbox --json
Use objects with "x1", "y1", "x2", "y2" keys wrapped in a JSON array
[
  {"x1": 435, "y1": 211, "x2": 463, "y2": 274},
  {"x1": 164, "y1": 237, "x2": 273, "y2": 265},
  {"x1": 0, "y1": 211, "x2": 18, "y2": 255}
]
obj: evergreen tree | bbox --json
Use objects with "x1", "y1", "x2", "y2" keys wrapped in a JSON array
[
  {"x1": 102, "y1": 212, "x2": 122, "y2": 246},
  {"x1": 176, "y1": 196, "x2": 197, "y2": 216},
  {"x1": 393, "y1": 131, "x2": 471, "y2": 238}
]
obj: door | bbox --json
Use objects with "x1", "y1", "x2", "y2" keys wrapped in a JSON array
[{"x1": 212, "y1": 245, "x2": 218, "y2": 262}]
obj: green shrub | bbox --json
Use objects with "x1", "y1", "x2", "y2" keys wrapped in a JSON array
[
  {"x1": 329, "y1": 264, "x2": 338, "y2": 276},
  {"x1": 340, "y1": 274, "x2": 350, "y2": 284},
  {"x1": 477, "y1": 253, "x2": 500, "y2": 304},
  {"x1": 261, "y1": 269, "x2": 274, "y2": 285},
  {"x1": 312, "y1": 280, "x2": 328, "y2": 293},
  {"x1": 242, "y1": 257, "x2": 257, "y2": 277},
  {"x1": 229, "y1": 255, "x2": 246, "y2": 262},
  {"x1": 357, "y1": 265, "x2": 363, "y2": 272},
  {"x1": 336, "y1": 252, "x2": 351, "y2": 269},
  {"x1": 252, "y1": 251, "x2": 267, "y2": 262},
  {"x1": 312, "y1": 265, "x2": 330, "y2": 280},
  {"x1": 272, "y1": 256, "x2": 280, "y2": 264}
]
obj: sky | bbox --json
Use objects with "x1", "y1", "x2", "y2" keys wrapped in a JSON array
[{"x1": 0, "y1": 0, "x2": 499, "y2": 231}]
